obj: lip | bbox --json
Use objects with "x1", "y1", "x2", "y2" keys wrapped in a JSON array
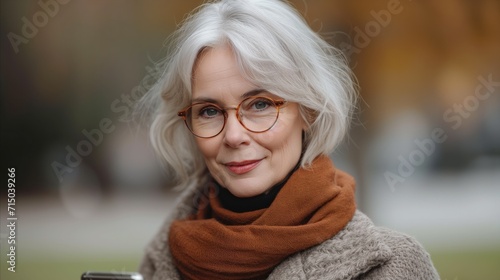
[{"x1": 224, "y1": 159, "x2": 263, "y2": 175}]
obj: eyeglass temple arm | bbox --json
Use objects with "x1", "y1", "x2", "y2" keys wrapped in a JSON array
[{"x1": 275, "y1": 100, "x2": 287, "y2": 107}]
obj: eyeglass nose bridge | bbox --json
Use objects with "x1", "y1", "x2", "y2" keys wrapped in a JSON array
[
  {"x1": 224, "y1": 105, "x2": 243, "y2": 117},
  {"x1": 220, "y1": 105, "x2": 246, "y2": 131}
]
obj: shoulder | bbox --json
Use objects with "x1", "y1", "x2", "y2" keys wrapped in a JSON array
[
  {"x1": 359, "y1": 223, "x2": 440, "y2": 280},
  {"x1": 270, "y1": 211, "x2": 439, "y2": 280},
  {"x1": 138, "y1": 182, "x2": 203, "y2": 280}
]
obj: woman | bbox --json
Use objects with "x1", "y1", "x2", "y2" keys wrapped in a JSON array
[{"x1": 138, "y1": 0, "x2": 439, "y2": 279}]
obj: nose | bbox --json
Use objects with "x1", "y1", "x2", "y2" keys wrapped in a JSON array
[{"x1": 222, "y1": 110, "x2": 250, "y2": 148}]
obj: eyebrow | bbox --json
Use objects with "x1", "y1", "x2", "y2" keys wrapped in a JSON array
[{"x1": 191, "y1": 89, "x2": 267, "y2": 104}]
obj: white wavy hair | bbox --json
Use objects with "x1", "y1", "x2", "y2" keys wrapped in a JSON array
[{"x1": 139, "y1": 0, "x2": 357, "y2": 189}]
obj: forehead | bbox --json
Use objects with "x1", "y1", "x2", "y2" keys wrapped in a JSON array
[{"x1": 191, "y1": 45, "x2": 256, "y2": 103}]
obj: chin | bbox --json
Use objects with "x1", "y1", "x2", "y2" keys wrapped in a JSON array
[{"x1": 225, "y1": 179, "x2": 269, "y2": 198}]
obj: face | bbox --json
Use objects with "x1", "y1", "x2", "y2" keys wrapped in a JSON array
[{"x1": 191, "y1": 45, "x2": 306, "y2": 198}]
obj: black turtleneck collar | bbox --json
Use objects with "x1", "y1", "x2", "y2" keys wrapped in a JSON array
[{"x1": 215, "y1": 159, "x2": 301, "y2": 213}]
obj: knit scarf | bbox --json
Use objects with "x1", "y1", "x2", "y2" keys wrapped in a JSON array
[{"x1": 169, "y1": 156, "x2": 356, "y2": 280}]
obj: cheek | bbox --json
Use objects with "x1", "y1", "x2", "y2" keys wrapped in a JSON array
[
  {"x1": 255, "y1": 120, "x2": 303, "y2": 153},
  {"x1": 196, "y1": 138, "x2": 219, "y2": 162}
]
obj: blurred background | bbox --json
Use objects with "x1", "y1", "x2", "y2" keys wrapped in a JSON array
[{"x1": 1, "y1": 0, "x2": 499, "y2": 279}]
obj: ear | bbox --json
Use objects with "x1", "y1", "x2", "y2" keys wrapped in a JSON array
[
  {"x1": 302, "y1": 119, "x2": 309, "y2": 130},
  {"x1": 299, "y1": 106, "x2": 316, "y2": 130}
]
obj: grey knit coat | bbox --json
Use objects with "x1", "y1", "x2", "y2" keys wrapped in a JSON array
[{"x1": 139, "y1": 182, "x2": 440, "y2": 280}]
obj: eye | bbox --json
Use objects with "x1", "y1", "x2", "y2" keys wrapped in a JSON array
[
  {"x1": 248, "y1": 98, "x2": 273, "y2": 111},
  {"x1": 198, "y1": 106, "x2": 222, "y2": 118}
]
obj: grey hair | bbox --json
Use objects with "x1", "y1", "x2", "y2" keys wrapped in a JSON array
[{"x1": 139, "y1": 0, "x2": 357, "y2": 189}]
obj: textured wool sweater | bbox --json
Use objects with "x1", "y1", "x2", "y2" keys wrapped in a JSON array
[{"x1": 139, "y1": 182, "x2": 440, "y2": 280}]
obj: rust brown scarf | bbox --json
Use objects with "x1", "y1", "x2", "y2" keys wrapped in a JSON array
[{"x1": 169, "y1": 156, "x2": 356, "y2": 280}]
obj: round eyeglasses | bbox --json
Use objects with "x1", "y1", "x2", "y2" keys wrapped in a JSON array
[{"x1": 177, "y1": 96, "x2": 287, "y2": 138}]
